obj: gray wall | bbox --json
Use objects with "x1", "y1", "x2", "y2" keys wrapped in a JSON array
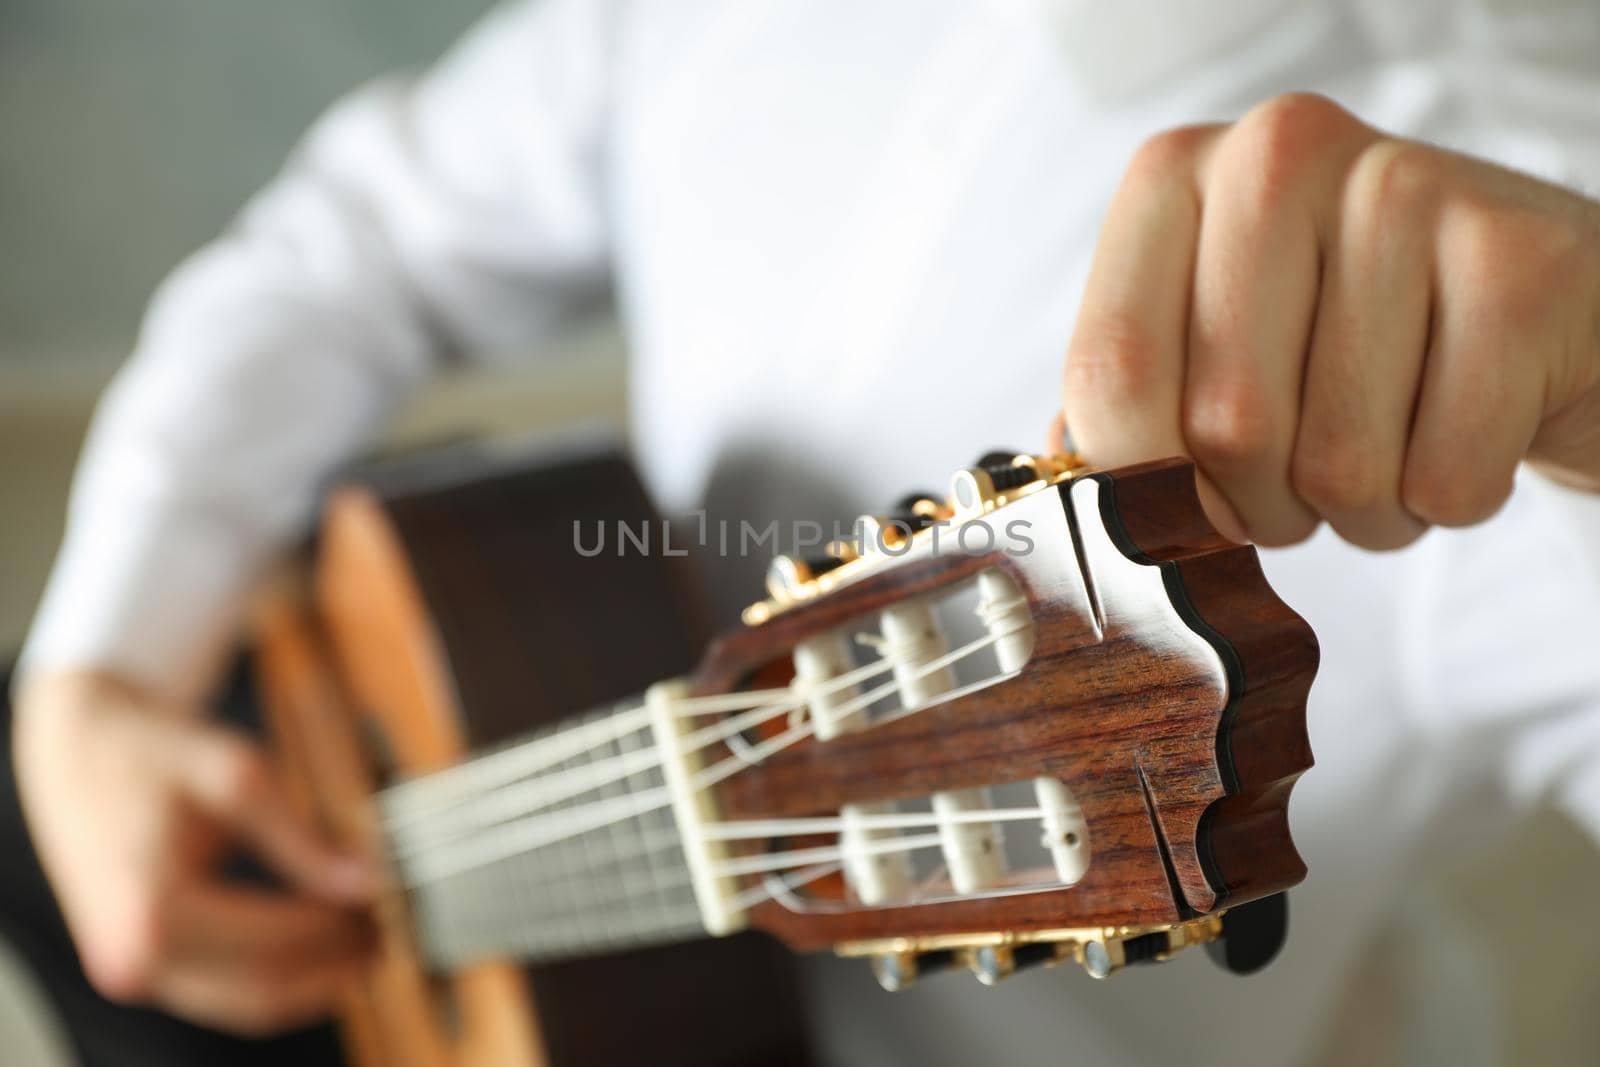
[{"x1": 0, "y1": 0, "x2": 498, "y2": 367}]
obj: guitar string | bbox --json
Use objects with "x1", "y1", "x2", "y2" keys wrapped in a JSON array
[
  {"x1": 728, "y1": 861, "x2": 844, "y2": 913},
  {"x1": 381, "y1": 702, "x2": 658, "y2": 816},
  {"x1": 387, "y1": 629, "x2": 992, "y2": 861},
  {"x1": 409, "y1": 801, "x2": 1061, "y2": 938},
  {"x1": 393, "y1": 631, "x2": 1001, "y2": 880},
  {"x1": 427, "y1": 856, "x2": 849, "y2": 964},
  {"x1": 702, "y1": 806, "x2": 1056, "y2": 841},
  {"x1": 421, "y1": 827, "x2": 952, "y2": 960},
  {"x1": 392, "y1": 631, "x2": 1003, "y2": 885},
  {"x1": 384, "y1": 649, "x2": 908, "y2": 834},
  {"x1": 425, "y1": 793, "x2": 1077, "y2": 960},
  {"x1": 386, "y1": 562, "x2": 1026, "y2": 825},
  {"x1": 712, "y1": 831, "x2": 947, "y2": 879},
  {"x1": 431, "y1": 783, "x2": 1065, "y2": 913},
  {"x1": 381, "y1": 681, "x2": 816, "y2": 822},
  {"x1": 412, "y1": 790, "x2": 1062, "y2": 955},
  {"x1": 386, "y1": 652, "x2": 901, "y2": 849}
]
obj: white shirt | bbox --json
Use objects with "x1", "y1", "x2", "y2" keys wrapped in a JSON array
[{"x1": 23, "y1": 1, "x2": 1600, "y2": 1063}]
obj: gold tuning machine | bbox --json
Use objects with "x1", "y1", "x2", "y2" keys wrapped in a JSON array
[
  {"x1": 742, "y1": 451, "x2": 1085, "y2": 625},
  {"x1": 949, "y1": 451, "x2": 1081, "y2": 517},
  {"x1": 839, "y1": 911, "x2": 1228, "y2": 989}
]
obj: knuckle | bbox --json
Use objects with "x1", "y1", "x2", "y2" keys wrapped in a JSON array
[
  {"x1": 1443, "y1": 201, "x2": 1572, "y2": 331},
  {"x1": 1065, "y1": 312, "x2": 1168, "y2": 406},
  {"x1": 1291, "y1": 443, "x2": 1387, "y2": 515},
  {"x1": 1182, "y1": 381, "x2": 1282, "y2": 469},
  {"x1": 1346, "y1": 140, "x2": 1443, "y2": 227},
  {"x1": 1401, "y1": 459, "x2": 1511, "y2": 527},
  {"x1": 1125, "y1": 124, "x2": 1215, "y2": 186},
  {"x1": 1523, "y1": 211, "x2": 1599, "y2": 322},
  {"x1": 1233, "y1": 93, "x2": 1356, "y2": 194}
]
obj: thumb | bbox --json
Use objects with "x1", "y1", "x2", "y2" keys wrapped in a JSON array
[{"x1": 176, "y1": 727, "x2": 381, "y2": 903}]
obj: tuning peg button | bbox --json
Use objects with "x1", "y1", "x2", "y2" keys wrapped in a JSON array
[
  {"x1": 969, "y1": 942, "x2": 1061, "y2": 985},
  {"x1": 951, "y1": 461, "x2": 1039, "y2": 513},
  {"x1": 969, "y1": 945, "x2": 1013, "y2": 986},
  {"x1": 871, "y1": 948, "x2": 957, "y2": 992},
  {"x1": 1081, "y1": 931, "x2": 1171, "y2": 979},
  {"x1": 1204, "y1": 892, "x2": 1288, "y2": 975}
]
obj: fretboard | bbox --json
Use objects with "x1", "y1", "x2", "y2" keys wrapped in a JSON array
[{"x1": 379, "y1": 696, "x2": 706, "y2": 968}]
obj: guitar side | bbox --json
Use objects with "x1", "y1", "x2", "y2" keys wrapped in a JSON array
[{"x1": 253, "y1": 508, "x2": 544, "y2": 1067}]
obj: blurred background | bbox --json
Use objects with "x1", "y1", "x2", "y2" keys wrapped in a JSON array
[
  {"x1": 5, "y1": 3, "x2": 1600, "y2": 1066},
  {"x1": 0, "y1": 0, "x2": 627, "y2": 658}
]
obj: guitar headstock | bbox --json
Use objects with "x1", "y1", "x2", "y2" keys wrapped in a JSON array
[{"x1": 657, "y1": 453, "x2": 1316, "y2": 988}]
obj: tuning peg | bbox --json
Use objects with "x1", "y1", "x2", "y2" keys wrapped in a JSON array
[
  {"x1": 1079, "y1": 931, "x2": 1172, "y2": 980},
  {"x1": 855, "y1": 514, "x2": 911, "y2": 556},
  {"x1": 870, "y1": 948, "x2": 958, "y2": 992},
  {"x1": 1204, "y1": 892, "x2": 1288, "y2": 975},
  {"x1": 950, "y1": 461, "x2": 1035, "y2": 514},
  {"x1": 889, "y1": 490, "x2": 945, "y2": 530},
  {"x1": 975, "y1": 449, "x2": 1025, "y2": 468},
  {"x1": 765, "y1": 553, "x2": 847, "y2": 602},
  {"x1": 966, "y1": 942, "x2": 1062, "y2": 986}
]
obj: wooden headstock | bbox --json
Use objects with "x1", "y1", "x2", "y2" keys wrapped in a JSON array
[{"x1": 673, "y1": 455, "x2": 1316, "y2": 983}]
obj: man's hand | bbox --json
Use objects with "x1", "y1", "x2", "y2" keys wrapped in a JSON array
[
  {"x1": 1062, "y1": 93, "x2": 1600, "y2": 549},
  {"x1": 14, "y1": 670, "x2": 379, "y2": 1035}
]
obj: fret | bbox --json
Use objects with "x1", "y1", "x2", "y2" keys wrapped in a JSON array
[
  {"x1": 597, "y1": 727, "x2": 646, "y2": 938},
  {"x1": 384, "y1": 694, "x2": 704, "y2": 969},
  {"x1": 619, "y1": 724, "x2": 680, "y2": 931}
]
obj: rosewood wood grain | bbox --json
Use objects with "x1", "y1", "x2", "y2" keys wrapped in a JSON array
[{"x1": 692, "y1": 458, "x2": 1316, "y2": 950}]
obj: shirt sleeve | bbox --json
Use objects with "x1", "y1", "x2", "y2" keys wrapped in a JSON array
[{"x1": 18, "y1": 0, "x2": 618, "y2": 704}]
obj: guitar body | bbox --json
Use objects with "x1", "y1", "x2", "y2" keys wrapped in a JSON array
[{"x1": 254, "y1": 443, "x2": 812, "y2": 1067}]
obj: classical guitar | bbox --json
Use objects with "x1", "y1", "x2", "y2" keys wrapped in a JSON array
[{"x1": 253, "y1": 440, "x2": 1317, "y2": 1067}]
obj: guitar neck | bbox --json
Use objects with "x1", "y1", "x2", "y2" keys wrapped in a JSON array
[{"x1": 379, "y1": 693, "x2": 707, "y2": 968}]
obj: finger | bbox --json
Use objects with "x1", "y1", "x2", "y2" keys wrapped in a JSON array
[
  {"x1": 152, "y1": 884, "x2": 373, "y2": 1035},
  {"x1": 175, "y1": 730, "x2": 379, "y2": 903},
  {"x1": 165, "y1": 883, "x2": 377, "y2": 972},
  {"x1": 1180, "y1": 99, "x2": 1363, "y2": 546},
  {"x1": 1402, "y1": 209, "x2": 1548, "y2": 527},
  {"x1": 155, "y1": 945, "x2": 363, "y2": 1037},
  {"x1": 1047, "y1": 409, "x2": 1070, "y2": 455},
  {"x1": 1065, "y1": 124, "x2": 1247, "y2": 538},
  {"x1": 1291, "y1": 141, "x2": 1435, "y2": 549}
]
